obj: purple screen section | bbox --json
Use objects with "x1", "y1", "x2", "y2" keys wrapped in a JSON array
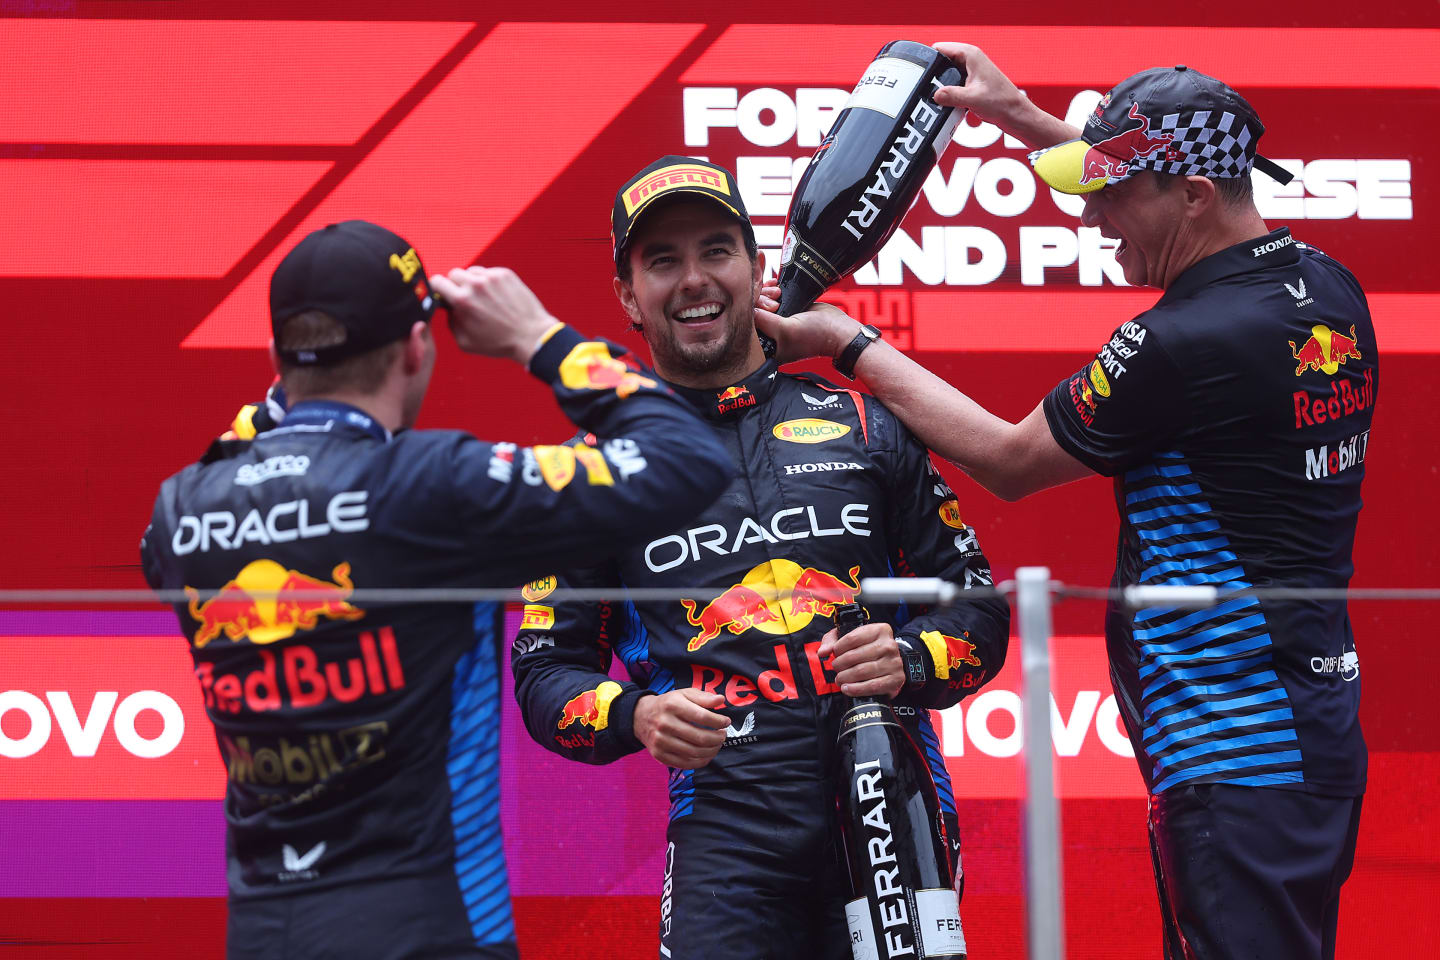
[{"x1": 2, "y1": 610, "x2": 673, "y2": 897}]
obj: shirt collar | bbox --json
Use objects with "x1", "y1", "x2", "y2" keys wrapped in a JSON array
[
  {"x1": 1159, "y1": 227, "x2": 1299, "y2": 304},
  {"x1": 667, "y1": 359, "x2": 780, "y2": 421},
  {"x1": 268, "y1": 400, "x2": 392, "y2": 442}
]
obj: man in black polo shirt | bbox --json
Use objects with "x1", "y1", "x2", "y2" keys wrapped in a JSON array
[{"x1": 758, "y1": 50, "x2": 1375, "y2": 960}]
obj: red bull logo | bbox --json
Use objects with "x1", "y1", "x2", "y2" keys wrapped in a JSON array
[
  {"x1": 919, "y1": 629, "x2": 983, "y2": 682},
  {"x1": 679, "y1": 560, "x2": 863, "y2": 651},
  {"x1": 557, "y1": 680, "x2": 623, "y2": 732},
  {"x1": 1290, "y1": 324, "x2": 1362, "y2": 376},
  {"x1": 787, "y1": 565, "x2": 861, "y2": 617},
  {"x1": 557, "y1": 341, "x2": 657, "y2": 399},
  {"x1": 715, "y1": 384, "x2": 756, "y2": 415},
  {"x1": 1079, "y1": 103, "x2": 1174, "y2": 187},
  {"x1": 185, "y1": 560, "x2": 363, "y2": 648},
  {"x1": 681, "y1": 586, "x2": 781, "y2": 651},
  {"x1": 938, "y1": 500, "x2": 966, "y2": 531}
]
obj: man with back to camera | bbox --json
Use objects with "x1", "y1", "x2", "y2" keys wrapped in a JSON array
[
  {"x1": 140, "y1": 219, "x2": 736, "y2": 959},
  {"x1": 509, "y1": 157, "x2": 1012, "y2": 958},
  {"x1": 757, "y1": 47, "x2": 1376, "y2": 960}
]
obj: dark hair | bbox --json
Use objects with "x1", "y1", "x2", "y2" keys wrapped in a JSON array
[
  {"x1": 1211, "y1": 174, "x2": 1254, "y2": 207},
  {"x1": 1144, "y1": 169, "x2": 1253, "y2": 208},
  {"x1": 276, "y1": 310, "x2": 403, "y2": 397}
]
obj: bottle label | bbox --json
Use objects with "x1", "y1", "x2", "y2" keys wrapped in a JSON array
[
  {"x1": 844, "y1": 896, "x2": 879, "y2": 960},
  {"x1": 780, "y1": 227, "x2": 798, "y2": 266},
  {"x1": 915, "y1": 888, "x2": 967, "y2": 957},
  {"x1": 844, "y1": 56, "x2": 925, "y2": 119}
]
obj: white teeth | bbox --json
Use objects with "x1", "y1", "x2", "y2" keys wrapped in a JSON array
[{"x1": 676, "y1": 303, "x2": 722, "y2": 320}]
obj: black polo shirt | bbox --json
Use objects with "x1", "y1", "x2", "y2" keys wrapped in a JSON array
[{"x1": 1043, "y1": 227, "x2": 1375, "y2": 797}]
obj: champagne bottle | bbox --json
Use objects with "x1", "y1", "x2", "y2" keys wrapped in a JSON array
[
  {"x1": 833, "y1": 603, "x2": 966, "y2": 960},
  {"x1": 776, "y1": 41, "x2": 966, "y2": 316}
]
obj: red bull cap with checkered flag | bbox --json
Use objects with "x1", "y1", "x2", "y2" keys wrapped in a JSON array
[{"x1": 1030, "y1": 65, "x2": 1294, "y2": 195}]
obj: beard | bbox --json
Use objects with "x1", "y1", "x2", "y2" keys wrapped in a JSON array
[{"x1": 643, "y1": 287, "x2": 757, "y2": 381}]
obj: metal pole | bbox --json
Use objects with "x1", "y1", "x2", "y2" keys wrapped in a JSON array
[{"x1": 1016, "y1": 566, "x2": 1065, "y2": 960}]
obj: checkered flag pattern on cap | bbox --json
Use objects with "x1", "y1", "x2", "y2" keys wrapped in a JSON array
[{"x1": 1137, "y1": 110, "x2": 1258, "y2": 179}]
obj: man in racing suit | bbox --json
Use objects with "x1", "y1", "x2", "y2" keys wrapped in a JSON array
[
  {"x1": 511, "y1": 159, "x2": 1011, "y2": 958},
  {"x1": 140, "y1": 220, "x2": 733, "y2": 960}
]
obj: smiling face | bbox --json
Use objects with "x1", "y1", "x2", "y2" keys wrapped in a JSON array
[
  {"x1": 614, "y1": 197, "x2": 764, "y2": 388},
  {"x1": 1080, "y1": 172, "x2": 1189, "y2": 289}
]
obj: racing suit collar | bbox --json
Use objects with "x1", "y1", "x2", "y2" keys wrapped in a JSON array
[
  {"x1": 668, "y1": 359, "x2": 780, "y2": 421},
  {"x1": 276, "y1": 400, "x2": 392, "y2": 442}
]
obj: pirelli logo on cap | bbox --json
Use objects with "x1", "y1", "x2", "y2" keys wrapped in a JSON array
[{"x1": 624, "y1": 163, "x2": 731, "y2": 216}]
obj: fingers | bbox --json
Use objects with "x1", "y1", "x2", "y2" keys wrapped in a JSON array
[
  {"x1": 672, "y1": 688, "x2": 732, "y2": 729},
  {"x1": 636, "y1": 689, "x2": 730, "y2": 768},
  {"x1": 827, "y1": 622, "x2": 904, "y2": 697},
  {"x1": 932, "y1": 41, "x2": 977, "y2": 65},
  {"x1": 429, "y1": 272, "x2": 464, "y2": 302},
  {"x1": 831, "y1": 631, "x2": 905, "y2": 699},
  {"x1": 838, "y1": 673, "x2": 905, "y2": 699},
  {"x1": 815, "y1": 627, "x2": 839, "y2": 661}
]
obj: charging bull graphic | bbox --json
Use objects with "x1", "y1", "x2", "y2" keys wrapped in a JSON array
[
  {"x1": 1080, "y1": 103, "x2": 1174, "y2": 187},
  {"x1": 920, "y1": 629, "x2": 982, "y2": 680},
  {"x1": 186, "y1": 560, "x2": 363, "y2": 648},
  {"x1": 681, "y1": 587, "x2": 782, "y2": 651},
  {"x1": 1290, "y1": 324, "x2": 1362, "y2": 376},
  {"x1": 679, "y1": 561, "x2": 865, "y2": 652},
  {"x1": 557, "y1": 680, "x2": 624, "y2": 732}
]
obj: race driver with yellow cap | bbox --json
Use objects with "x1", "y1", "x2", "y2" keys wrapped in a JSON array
[{"x1": 757, "y1": 48, "x2": 1377, "y2": 960}]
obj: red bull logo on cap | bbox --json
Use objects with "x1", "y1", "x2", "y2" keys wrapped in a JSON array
[
  {"x1": 558, "y1": 341, "x2": 657, "y2": 399},
  {"x1": 1079, "y1": 103, "x2": 1175, "y2": 187},
  {"x1": 557, "y1": 680, "x2": 624, "y2": 732},
  {"x1": 680, "y1": 559, "x2": 863, "y2": 651},
  {"x1": 185, "y1": 560, "x2": 363, "y2": 649},
  {"x1": 1290, "y1": 324, "x2": 1362, "y2": 376}
]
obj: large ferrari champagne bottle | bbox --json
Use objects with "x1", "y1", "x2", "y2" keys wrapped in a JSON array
[
  {"x1": 777, "y1": 41, "x2": 966, "y2": 316},
  {"x1": 833, "y1": 603, "x2": 966, "y2": 960}
]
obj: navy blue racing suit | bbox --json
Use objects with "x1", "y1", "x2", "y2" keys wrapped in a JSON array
[
  {"x1": 140, "y1": 326, "x2": 733, "y2": 960},
  {"x1": 512, "y1": 359, "x2": 1011, "y2": 959}
]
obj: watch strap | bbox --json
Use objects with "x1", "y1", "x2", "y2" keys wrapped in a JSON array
[{"x1": 833, "y1": 324, "x2": 881, "y2": 380}]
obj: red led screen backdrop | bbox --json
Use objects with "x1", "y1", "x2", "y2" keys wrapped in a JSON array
[{"x1": 1, "y1": 3, "x2": 1435, "y2": 957}]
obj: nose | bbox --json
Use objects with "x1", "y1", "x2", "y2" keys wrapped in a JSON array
[
  {"x1": 678, "y1": 254, "x2": 708, "y2": 292},
  {"x1": 1079, "y1": 192, "x2": 1104, "y2": 228}
]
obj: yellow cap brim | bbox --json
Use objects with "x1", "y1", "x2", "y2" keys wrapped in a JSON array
[{"x1": 1030, "y1": 139, "x2": 1110, "y2": 195}]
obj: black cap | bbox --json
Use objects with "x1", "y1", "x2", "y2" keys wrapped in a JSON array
[
  {"x1": 611, "y1": 156, "x2": 754, "y2": 273},
  {"x1": 1030, "y1": 65, "x2": 1293, "y2": 195},
  {"x1": 270, "y1": 220, "x2": 437, "y2": 366}
]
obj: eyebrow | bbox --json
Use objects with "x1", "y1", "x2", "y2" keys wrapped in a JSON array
[{"x1": 637, "y1": 231, "x2": 739, "y2": 261}]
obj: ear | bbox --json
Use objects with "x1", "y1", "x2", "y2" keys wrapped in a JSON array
[
  {"x1": 1181, "y1": 175, "x2": 1218, "y2": 220},
  {"x1": 268, "y1": 339, "x2": 281, "y2": 376},
  {"x1": 613, "y1": 275, "x2": 643, "y2": 332},
  {"x1": 752, "y1": 248, "x2": 766, "y2": 292},
  {"x1": 403, "y1": 321, "x2": 430, "y2": 374}
]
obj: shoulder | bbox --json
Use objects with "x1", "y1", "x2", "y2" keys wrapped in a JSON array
[{"x1": 1295, "y1": 240, "x2": 1369, "y2": 305}]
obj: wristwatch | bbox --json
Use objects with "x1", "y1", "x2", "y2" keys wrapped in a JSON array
[
  {"x1": 832, "y1": 323, "x2": 881, "y2": 380},
  {"x1": 895, "y1": 638, "x2": 928, "y2": 688}
]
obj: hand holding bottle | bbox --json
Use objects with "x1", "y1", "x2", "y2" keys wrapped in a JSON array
[{"x1": 817, "y1": 620, "x2": 905, "y2": 699}]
